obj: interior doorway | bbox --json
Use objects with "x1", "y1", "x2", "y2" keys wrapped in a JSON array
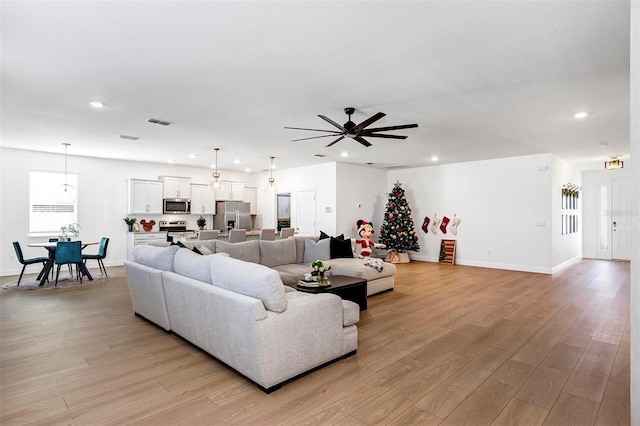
[{"x1": 276, "y1": 193, "x2": 291, "y2": 231}]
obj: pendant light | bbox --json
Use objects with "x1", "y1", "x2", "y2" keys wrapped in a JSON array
[
  {"x1": 55, "y1": 143, "x2": 76, "y2": 203},
  {"x1": 209, "y1": 148, "x2": 221, "y2": 190},
  {"x1": 604, "y1": 155, "x2": 624, "y2": 170},
  {"x1": 264, "y1": 156, "x2": 278, "y2": 193}
]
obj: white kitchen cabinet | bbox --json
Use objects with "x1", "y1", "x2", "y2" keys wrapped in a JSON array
[
  {"x1": 129, "y1": 179, "x2": 163, "y2": 214},
  {"x1": 244, "y1": 186, "x2": 257, "y2": 214},
  {"x1": 161, "y1": 176, "x2": 191, "y2": 199},
  {"x1": 190, "y1": 184, "x2": 216, "y2": 214},
  {"x1": 215, "y1": 181, "x2": 245, "y2": 201}
]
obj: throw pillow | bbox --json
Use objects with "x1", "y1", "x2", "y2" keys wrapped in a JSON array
[
  {"x1": 303, "y1": 238, "x2": 330, "y2": 263},
  {"x1": 192, "y1": 246, "x2": 203, "y2": 255},
  {"x1": 319, "y1": 230, "x2": 331, "y2": 240},
  {"x1": 198, "y1": 245, "x2": 212, "y2": 255},
  {"x1": 330, "y1": 236, "x2": 353, "y2": 259}
]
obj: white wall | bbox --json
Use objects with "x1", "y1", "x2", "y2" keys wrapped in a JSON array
[
  {"x1": 335, "y1": 163, "x2": 388, "y2": 239},
  {"x1": 0, "y1": 147, "x2": 258, "y2": 275},
  {"x1": 550, "y1": 155, "x2": 583, "y2": 272},
  {"x1": 389, "y1": 154, "x2": 558, "y2": 273},
  {"x1": 255, "y1": 162, "x2": 337, "y2": 235}
]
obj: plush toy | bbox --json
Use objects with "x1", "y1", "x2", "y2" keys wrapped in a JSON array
[{"x1": 352, "y1": 220, "x2": 386, "y2": 258}]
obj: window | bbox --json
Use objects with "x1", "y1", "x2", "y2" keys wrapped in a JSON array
[
  {"x1": 599, "y1": 185, "x2": 608, "y2": 251},
  {"x1": 29, "y1": 171, "x2": 78, "y2": 234}
]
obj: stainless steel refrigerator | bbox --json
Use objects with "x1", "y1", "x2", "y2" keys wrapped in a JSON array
[{"x1": 213, "y1": 201, "x2": 251, "y2": 231}]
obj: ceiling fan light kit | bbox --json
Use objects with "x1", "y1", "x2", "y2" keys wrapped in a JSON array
[{"x1": 285, "y1": 107, "x2": 418, "y2": 148}]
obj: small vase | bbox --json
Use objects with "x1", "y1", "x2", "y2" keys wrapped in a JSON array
[
  {"x1": 128, "y1": 224, "x2": 133, "y2": 232},
  {"x1": 318, "y1": 272, "x2": 331, "y2": 287}
]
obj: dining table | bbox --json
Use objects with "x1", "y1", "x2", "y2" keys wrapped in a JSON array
[{"x1": 27, "y1": 241, "x2": 98, "y2": 286}]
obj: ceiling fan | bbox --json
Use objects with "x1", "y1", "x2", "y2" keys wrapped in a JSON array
[{"x1": 285, "y1": 107, "x2": 418, "y2": 147}]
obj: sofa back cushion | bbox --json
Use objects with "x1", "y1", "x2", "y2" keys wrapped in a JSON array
[
  {"x1": 303, "y1": 238, "x2": 330, "y2": 263},
  {"x1": 174, "y1": 248, "x2": 228, "y2": 284},
  {"x1": 214, "y1": 239, "x2": 260, "y2": 264},
  {"x1": 210, "y1": 255, "x2": 287, "y2": 312},
  {"x1": 294, "y1": 237, "x2": 313, "y2": 264},
  {"x1": 133, "y1": 244, "x2": 179, "y2": 271},
  {"x1": 259, "y1": 237, "x2": 296, "y2": 267}
]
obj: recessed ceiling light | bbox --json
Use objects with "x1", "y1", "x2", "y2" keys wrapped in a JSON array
[
  {"x1": 88, "y1": 101, "x2": 105, "y2": 108},
  {"x1": 600, "y1": 143, "x2": 608, "y2": 149},
  {"x1": 234, "y1": 159, "x2": 241, "y2": 164},
  {"x1": 574, "y1": 112, "x2": 588, "y2": 119},
  {"x1": 188, "y1": 153, "x2": 197, "y2": 159},
  {"x1": 341, "y1": 152, "x2": 350, "y2": 157},
  {"x1": 167, "y1": 159, "x2": 175, "y2": 164},
  {"x1": 245, "y1": 168, "x2": 251, "y2": 173},
  {"x1": 431, "y1": 156, "x2": 439, "y2": 162}
]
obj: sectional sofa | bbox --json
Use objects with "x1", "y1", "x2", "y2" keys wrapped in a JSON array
[
  {"x1": 124, "y1": 244, "x2": 360, "y2": 392},
  {"x1": 150, "y1": 236, "x2": 396, "y2": 296}
]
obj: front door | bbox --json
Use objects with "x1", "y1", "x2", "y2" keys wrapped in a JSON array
[{"x1": 612, "y1": 180, "x2": 631, "y2": 260}]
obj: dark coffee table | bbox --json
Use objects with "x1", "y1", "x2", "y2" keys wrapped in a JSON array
[{"x1": 296, "y1": 275, "x2": 367, "y2": 311}]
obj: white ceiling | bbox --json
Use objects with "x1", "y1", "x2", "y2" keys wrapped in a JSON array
[{"x1": 1, "y1": 1, "x2": 631, "y2": 174}]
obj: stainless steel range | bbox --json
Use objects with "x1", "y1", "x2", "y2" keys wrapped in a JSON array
[{"x1": 159, "y1": 220, "x2": 197, "y2": 240}]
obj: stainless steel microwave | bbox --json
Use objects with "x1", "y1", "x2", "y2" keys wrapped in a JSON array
[{"x1": 163, "y1": 199, "x2": 191, "y2": 214}]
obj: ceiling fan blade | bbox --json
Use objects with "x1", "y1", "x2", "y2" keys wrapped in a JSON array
[
  {"x1": 361, "y1": 123, "x2": 418, "y2": 133},
  {"x1": 354, "y1": 136, "x2": 372, "y2": 147},
  {"x1": 291, "y1": 134, "x2": 341, "y2": 142},
  {"x1": 354, "y1": 112, "x2": 386, "y2": 133},
  {"x1": 325, "y1": 136, "x2": 345, "y2": 147},
  {"x1": 284, "y1": 126, "x2": 342, "y2": 133},
  {"x1": 362, "y1": 133, "x2": 408, "y2": 139},
  {"x1": 318, "y1": 115, "x2": 347, "y2": 132}
]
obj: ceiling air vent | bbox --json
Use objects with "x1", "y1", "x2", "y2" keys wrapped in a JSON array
[
  {"x1": 118, "y1": 134, "x2": 140, "y2": 140},
  {"x1": 147, "y1": 118, "x2": 172, "y2": 126},
  {"x1": 314, "y1": 154, "x2": 326, "y2": 158}
]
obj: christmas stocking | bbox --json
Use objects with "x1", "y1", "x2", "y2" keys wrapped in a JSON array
[
  {"x1": 430, "y1": 215, "x2": 441, "y2": 234},
  {"x1": 440, "y1": 216, "x2": 450, "y2": 234},
  {"x1": 422, "y1": 216, "x2": 430, "y2": 233},
  {"x1": 450, "y1": 214, "x2": 461, "y2": 235}
]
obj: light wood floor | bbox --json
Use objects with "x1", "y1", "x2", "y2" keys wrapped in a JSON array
[{"x1": 0, "y1": 259, "x2": 630, "y2": 425}]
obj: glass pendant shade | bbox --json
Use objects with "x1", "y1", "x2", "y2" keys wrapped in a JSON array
[
  {"x1": 264, "y1": 156, "x2": 278, "y2": 193},
  {"x1": 56, "y1": 143, "x2": 76, "y2": 203},
  {"x1": 209, "y1": 148, "x2": 221, "y2": 190}
]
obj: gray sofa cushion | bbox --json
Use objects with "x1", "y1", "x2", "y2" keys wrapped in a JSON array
[
  {"x1": 259, "y1": 237, "x2": 296, "y2": 267},
  {"x1": 210, "y1": 254, "x2": 288, "y2": 313},
  {"x1": 294, "y1": 236, "x2": 315, "y2": 264},
  {"x1": 215, "y1": 239, "x2": 260, "y2": 264},
  {"x1": 272, "y1": 263, "x2": 313, "y2": 286},
  {"x1": 133, "y1": 244, "x2": 179, "y2": 271},
  {"x1": 303, "y1": 238, "x2": 330, "y2": 263},
  {"x1": 174, "y1": 248, "x2": 228, "y2": 284}
]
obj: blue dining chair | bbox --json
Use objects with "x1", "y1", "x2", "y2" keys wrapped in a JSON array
[
  {"x1": 82, "y1": 237, "x2": 109, "y2": 277},
  {"x1": 12, "y1": 242, "x2": 49, "y2": 286},
  {"x1": 54, "y1": 241, "x2": 83, "y2": 286}
]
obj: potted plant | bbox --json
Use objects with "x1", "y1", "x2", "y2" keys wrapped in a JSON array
[
  {"x1": 196, "y1": 216, "x2": 207, "y2": 230},
  {"x1": 123, "y1": 217, "x2": 137, "y2": 232}
]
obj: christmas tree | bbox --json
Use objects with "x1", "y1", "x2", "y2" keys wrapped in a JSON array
[{"x1": 379, "y1": 181, "x2": 420, "y2": 252}]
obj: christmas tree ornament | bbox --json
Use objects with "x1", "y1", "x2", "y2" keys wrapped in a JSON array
[
  {"x1": 450, "y1": 214, "x2": 461, "y2": 235},
  {"x1": 430, "y1": 214, "x2": 441, "y2": 234},
  {"x1": 440, "y1": 216, "x2": 450, "y2": 234}
]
